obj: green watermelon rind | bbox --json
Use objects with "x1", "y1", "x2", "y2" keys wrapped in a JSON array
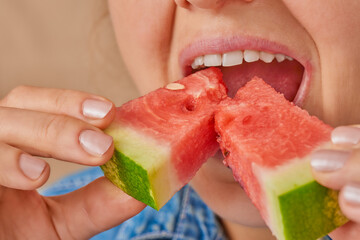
[
  {"x1": 256, "y1": 146, "x2": 348, "y2": 240},
  {"x1": 101, "y1": 125, "x2": 174, "y2": 210},
  {"x1": 279, "y1": 181, "x2": 346, "y2": 240},
  {"x1": 101, "y1": 150, "x2": 157, "y2": 209}
]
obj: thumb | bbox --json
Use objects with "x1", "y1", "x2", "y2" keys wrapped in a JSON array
[{"x1": 46, "y1": 177, "x2": 145, "y2": 240}]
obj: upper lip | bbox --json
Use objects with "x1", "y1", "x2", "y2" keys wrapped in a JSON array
[{"x1": 178, "y1": 34, "x2": 312, "y2": 106}]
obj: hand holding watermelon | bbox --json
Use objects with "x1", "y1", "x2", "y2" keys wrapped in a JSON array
[
  {"x1": 311, "y1": 125, "x2": 360, "y2": 239},
  {"x1": 0, "y1": 86, "x2": 145, "y2": 239},
  {"x1": 98, "y1": 70, "x2": 353, "y2": 240}
]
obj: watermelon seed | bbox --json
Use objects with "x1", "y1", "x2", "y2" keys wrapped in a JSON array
[{"x1": 165, "y1": 83, "x2": 185, "y2": 90}]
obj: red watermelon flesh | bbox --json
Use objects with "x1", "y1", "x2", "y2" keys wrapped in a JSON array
[
  {"x1": 101, "y1": 67, "x2": 227, "y2": 210},
  {"x1": 215, "y1": 77, "x2": 347, "y2": 240}
]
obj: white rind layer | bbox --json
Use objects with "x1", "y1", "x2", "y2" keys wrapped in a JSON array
[
  {"x1": 107, "y1": 124, "x2": 181, "y2": 209},
  {"x1": 252, "y1": 142, "x2": 332, "y2": 240}
]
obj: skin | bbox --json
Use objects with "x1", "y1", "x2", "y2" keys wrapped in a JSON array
[
  {"x1": 0, "y1": 0, "x2": 359, "y2": 239},
  {"x1": 0, "y1": 87, "x2": 145, "y2": 239},
  {"x1": 109, "y1": 0, "x2": 360, "y2": 239}
]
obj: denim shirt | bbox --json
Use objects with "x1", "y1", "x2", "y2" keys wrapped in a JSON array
[
  {"x1": 42, "y1": 167, "x2": 227, "y2": 240},
  {"x1": 42, "y1": 167, "x2": 332, "y2": 240}
]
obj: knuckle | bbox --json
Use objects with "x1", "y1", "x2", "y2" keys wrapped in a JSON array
[
  {"x1": 0, "y1": 85, "x2": 30, "y2": 107},
  {"x1": 7, "y1": 85, "x2": 29, "y2": 99},
  {"x1": 40, "y1": 114, "x2": 73, "y2": 141},
  {"x1": 53, "y1": 89, "x2": 75, "y2": 113},
  {"x1": 12, "y1": 85, "x2": 29, "y2": 93}
]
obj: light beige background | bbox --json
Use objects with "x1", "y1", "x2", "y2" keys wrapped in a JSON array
[{"x1": 0, "y1": 0, "x2": 139, "y2": 187}]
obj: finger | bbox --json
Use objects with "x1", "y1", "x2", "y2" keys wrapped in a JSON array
[
  {"x1": 311, "y1": 148, "x2": 360, "y2": 189},
  {"x1": 0, "y1": 107, "x2": 114, "y2": 165},
  {"x1": 45, "y1": 177, "x2": 145, "y2": 240},
  {"x1": 329, "y1": 221, "x2": 360, "y2": 239},
  {"x1": 331, "y1": 125, "x2": 360, "y2": 147},
  {"x1": 0, "y1": 86, "x2": 115, "y2": 129},
  {"x1": 311, "y1": 125, "x2": 360, "y2": 190},
  {"x1": 0, "y1": 142, "x2": 50, "y2": 190},
  {"x1": 338, "y1": 182, "x2": 360, "y2": 223}
]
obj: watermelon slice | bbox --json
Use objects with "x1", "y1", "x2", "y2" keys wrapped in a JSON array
[
  {"x1": 101, "y1": 67, "x2": 227, "y2": 210},
  {"x1": 215, "y1": 77, "x2": 348, "y2": 240}
]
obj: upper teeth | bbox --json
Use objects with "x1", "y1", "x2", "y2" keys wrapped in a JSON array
[{"x1": 191, "y1": 50, "x2": 293, "y2": 69}]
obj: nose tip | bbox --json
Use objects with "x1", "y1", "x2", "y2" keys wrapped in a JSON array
[{"x1": 175, "y1": 0, "x2": 254, "y2": 9}]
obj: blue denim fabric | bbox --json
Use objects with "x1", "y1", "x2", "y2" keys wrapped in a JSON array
[
  {"x1": 42, "y1": 167, "x2": 227, "y2": 240},
  {"x1": 42, "y1": 167, "x2": 333, "y2": 240}
]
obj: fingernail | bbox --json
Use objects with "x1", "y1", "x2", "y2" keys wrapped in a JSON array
[
  {"x1": 311, "y1": 149, "x2": 351, "y2": 172},
  {"x1": 82, "y1": 99, "x2": 112, "y2": 119},
  {"x1": 332, "y1": 126, "x2": 360, "y2": 145},
  {"x1": 79, "y1": 130, "x2": 113, "y2": 156},
  {"x1": 343, "y1": 183, "x2": 360, "y2": 205},
  {"x1": 19, "y1": 154, "x2": 46, "y2": 180}
]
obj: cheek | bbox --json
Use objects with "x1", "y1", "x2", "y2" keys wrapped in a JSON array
[
  {"x1": 108, "y1": 0, "x2": 176, "y2": 94},
  {"x1": 282, "y1": 1, "x2": 360, "y2": 45},
  {"x1": 283, "y1": 1, "x2": 360, "y2": 125}
]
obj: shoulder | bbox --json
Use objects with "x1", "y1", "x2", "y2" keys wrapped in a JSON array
[{"x1": 42, "y1": 168, "x2": 227, "y2": 240}]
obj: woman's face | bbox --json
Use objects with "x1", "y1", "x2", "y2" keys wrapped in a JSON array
[{"x1": 108, "y1": 0, "x2": 360, "y2": 226}]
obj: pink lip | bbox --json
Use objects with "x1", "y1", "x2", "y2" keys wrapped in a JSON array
[{"x1": 179, "y1": 35, "x2": 312, "y2": 106}]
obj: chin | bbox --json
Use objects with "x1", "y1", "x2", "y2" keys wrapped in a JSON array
[{"x1": 190, "y1": 156, "x2": 267, "y2": 227}]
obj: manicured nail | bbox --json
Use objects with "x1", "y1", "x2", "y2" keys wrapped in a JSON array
[
  {"x1": 19, "y1": 154, "x2": 46, "y2": 180},
  {"x1": 343, "y1": 183, "x2": 360, "y2": 205},
  {"x1": 332, "y1": 126, "x2": 360, "y2": 145},
  {"x1": 79, "y1": 130, "x2": 113, "y2": 156},
  {"x1": 82, "y1": 99, "x2": 112, "y2": 119},
  {"x1": 311, "y1": 149, "x2": 351, "y2": 172}
]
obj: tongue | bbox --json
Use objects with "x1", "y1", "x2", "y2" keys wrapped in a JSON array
[{"x1": 221, "y1": 60, "x2": 304, "y2": 101}]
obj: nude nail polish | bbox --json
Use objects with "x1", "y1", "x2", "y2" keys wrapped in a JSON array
[
  {"x1": 343, "y1": 183, "x2": 360, "y2": 205},
  {"x1": 310, "y1": 149, "x2": 351, "y2": 172},
  {"x1": 331, "y1": 126, "x2": 360, "y2": 145},
  {"x1": 82, "y1": 99, "x2": 112, "y2": 119},
  {"x1": 79, "y1": 130, "x2": 113, "y2": 156},
  {"x1": 19, "y1": 154, "x2": 46, "y2": 180}
]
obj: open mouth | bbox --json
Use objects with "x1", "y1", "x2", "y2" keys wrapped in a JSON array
[
  {"x1": 190, "y1": 50, "x2": 304, "y2": 102},
  {"x1": 180, "y1": 37, "x2": 310, "y2": 106}
]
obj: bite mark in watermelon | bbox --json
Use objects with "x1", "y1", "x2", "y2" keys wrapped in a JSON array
[
  {"x1": 215, "y1": 77, "x2": 348, "y2": 240},
  {"x1": 101, "y1": 68, "x2": 227, "y2": 210}
]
